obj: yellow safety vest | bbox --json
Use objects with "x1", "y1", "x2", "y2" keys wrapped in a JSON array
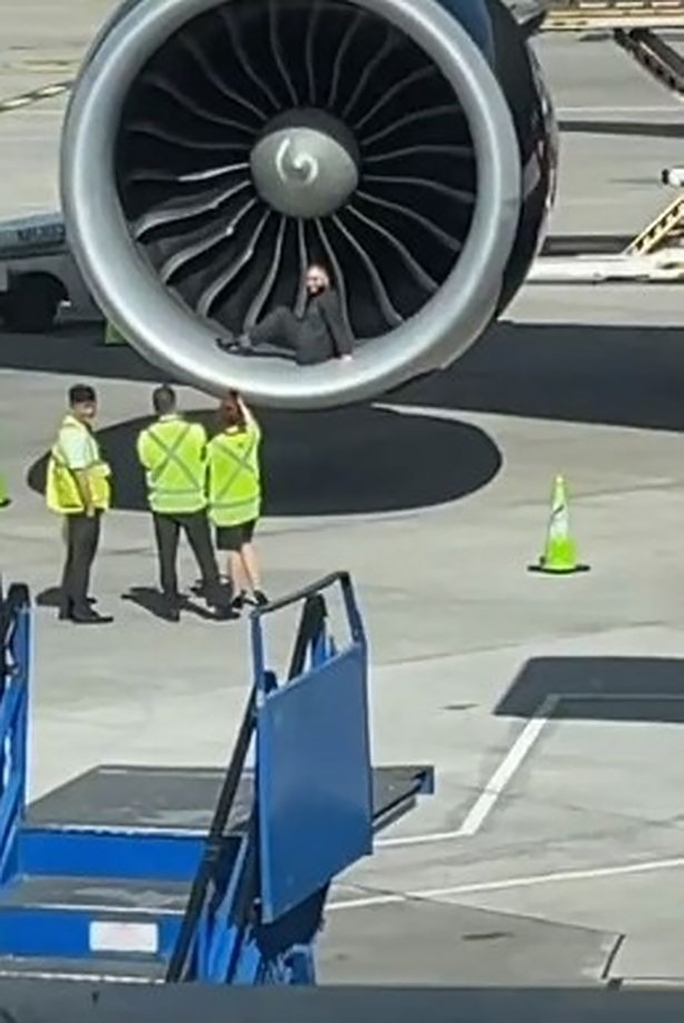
[
  {"x1": 207, "y1": 420, "x2": 262, "y2": 527},
  {"x1": 136, "y1": 416, "x2": 208, "y2": 514},
  {"x1": 45, "y1": 415, "x2": 111, "y2": 515}
]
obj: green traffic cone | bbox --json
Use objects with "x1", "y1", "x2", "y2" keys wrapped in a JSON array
[
  {"x1": 529, "y1": 475, "x2": 589, "y2": 575},
  {"x1": 103, "y1": 321, "x2": 127, "y2": 346},
  {"x1": 0, "y1": 472, "x2": 10, "y2": 508}
]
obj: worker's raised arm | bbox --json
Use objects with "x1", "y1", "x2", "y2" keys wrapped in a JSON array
[{"x1": 237, "y1": 394, "x2": 256, "y2": 426}]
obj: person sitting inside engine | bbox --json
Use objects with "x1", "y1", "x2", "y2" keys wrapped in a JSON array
[{"x1": 217, "y1": 263, "x2": 353, "y2": 366}]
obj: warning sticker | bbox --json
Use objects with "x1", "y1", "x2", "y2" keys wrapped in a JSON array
[{"x1": 89, "y1": 920, "x2": 159, "y2": 954}]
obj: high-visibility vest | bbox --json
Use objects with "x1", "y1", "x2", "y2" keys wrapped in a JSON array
[
  {"x1": 207, "y1": 420, "x2": 262, "y2": 527},
  {"x1": 136, "y1": 416, "x2": 208, "y2": 514},
  {"x1": 45, "y1": 415, "x2": 111, "y2": 515}
]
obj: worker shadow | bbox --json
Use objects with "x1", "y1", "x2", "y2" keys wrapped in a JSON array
[
  {"x1": 495, "y1": 656, "x2": 684, "y2": 724},
  {"x1": 34, "y1": 586, "x2": 63, "y2": 609},
  {"x1": 26, "y1": 403, "x2": 503, "y2": 517},
  {"x1": 32, "y1": 583, "x2": 233, "y2": 623},
  {"x1": 120, "y1": 586, "x2": 234, "y2": 622}
]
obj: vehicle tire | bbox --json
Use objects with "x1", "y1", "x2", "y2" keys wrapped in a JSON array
[{"x1": 3, "y1": 276, "x2": 61, "y2": 332}]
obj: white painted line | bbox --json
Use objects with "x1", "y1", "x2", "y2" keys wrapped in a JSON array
[
  {"x1": 459, "y1": 694, "x2": 558, "y2": 837},
  {"x1": 329, "y1": 856, "x2": 684, "y2": 912},
  {"x1": 377, "y1": 828, "x2": 467, "y2": 849},
  {"x1": 375, "y1": 692, "x2": 684, "y2": 849},
  {"x1": 376, "y1": 695, "x2": 558, "y2": 848},
  {"x1": 0, "y1": 98, "x2": 31, "y2": 110}
]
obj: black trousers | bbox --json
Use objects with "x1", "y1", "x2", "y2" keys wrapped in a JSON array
[
  {"x1": 152, "y1": 510, "x2": 224, "y2": 604},
  {"x1": 249, "y1": 307, "x2": 324, "y2": 365},
  {"x1": 60, "y1": 512, "x2": 101, "y2": 615}
]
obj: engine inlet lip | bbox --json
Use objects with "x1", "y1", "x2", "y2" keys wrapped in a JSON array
[{"x1": 60, "y1": 0, "x2": 522, "y2": 410}]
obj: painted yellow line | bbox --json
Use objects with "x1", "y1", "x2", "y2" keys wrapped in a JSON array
[{"x1": 0, "y1": 80, "x2": 73, "y2": 115}]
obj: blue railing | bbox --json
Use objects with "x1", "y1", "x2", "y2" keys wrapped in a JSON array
[
  {"x1": 0, "y1": 581, "x2": 31, "y2": 884},
  {"x1": 167, "y1": 571, "x2": 370, "y2": 985}
]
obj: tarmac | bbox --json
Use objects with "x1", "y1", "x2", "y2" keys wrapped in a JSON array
[{"x1": 2, "y1": 6, "x2": 684, "y2": 992}]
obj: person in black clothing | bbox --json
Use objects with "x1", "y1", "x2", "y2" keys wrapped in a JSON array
[{"x1": 217, "y1": 264, "x2": 353, "y2": 366}]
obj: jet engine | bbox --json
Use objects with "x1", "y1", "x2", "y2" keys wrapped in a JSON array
[{"x1": 60, "y1": 0, "x2": 558, "y2": 409}]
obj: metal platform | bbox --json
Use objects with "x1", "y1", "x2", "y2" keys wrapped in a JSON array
[
  {"x1": 0, "y1": 955, "x2": 167, "y2": 982},
  {"x1": 27, "y1": 764, "x2": 430, "y2": 837},
  {"x1": 0, "y1": 875, "x2": 188, "y2": 912},
  {"x1": 543, "y1": 0, "x2": 684, "y2": 31}
]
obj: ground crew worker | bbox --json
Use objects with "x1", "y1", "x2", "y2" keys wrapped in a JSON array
[
  {"x1": 136, "y1": 385, "x2": 230, "y2": 621},
  {"x1": 46, "y1": 383, "x2": 113, "y2": 624},
  {"x1": 207, "y1": 392, "x2": 268, "y2": 611}
]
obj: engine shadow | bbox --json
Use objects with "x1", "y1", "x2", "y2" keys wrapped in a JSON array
[
  {"x1": 27, "y1": 404, "x2": 503, "y2": 518},
  {"x1": 392, "y1": 320, "x2": 684, "y2": 433},
  {"x1": 0, "y1": 322, "x2": 173, "y2": 381},
  {"x1": 496, "y1": 656, "x2": 684, "y2": 724},
  {"x1": 6, "y1": 320, "x2": 684, "y2": 435}
]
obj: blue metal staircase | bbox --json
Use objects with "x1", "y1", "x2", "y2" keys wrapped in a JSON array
[{"x1": 0, "y1": 572, "x2": 433, "y2": 985}]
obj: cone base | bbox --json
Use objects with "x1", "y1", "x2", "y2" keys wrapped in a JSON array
[{"x1": 528, "y1": 561, "x2": 590, "y2": 575}]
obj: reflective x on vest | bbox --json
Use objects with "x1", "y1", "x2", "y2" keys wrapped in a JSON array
[
  {"x1": 211, "y1": 433, "x2": 259, "y2": 514},
  {"x1": 144, "y1": 423, "x2": 203, "y2": 498}
]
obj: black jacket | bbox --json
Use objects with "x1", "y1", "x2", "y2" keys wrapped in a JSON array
[{"x1": 297, "y1": 289, "x2": 352, "y2": 364}]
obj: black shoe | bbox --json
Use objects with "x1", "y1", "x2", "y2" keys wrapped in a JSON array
[
  {"x1": 218, "y1": 332, "x2": 254, "y2": 354},
  {"x1": 214, "y1": 604, "x2": 239, "y2": 621},
  {"x1": 215, "y1": 333, "x2": 241, "y2": 353},
  {"x1": 71, "y1": 609, "x2": 113, "y2": 625},
  {"x1": 59, "y1": 597, "x2": 97, "y2": 620},
  {"x1": 160, "y1": 591, "x2": 182, "y2": 622},
  {"x1": 231, "y1": 590, "x2": 246, "y2": 611},
  {"x1": 252, "y1": 590, "x2": 269, "y2": 607}
]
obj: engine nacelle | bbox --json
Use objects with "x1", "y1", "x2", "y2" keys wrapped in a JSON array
[{"x1": 60, "y1": 0, "x2": 558, "y2": 409}]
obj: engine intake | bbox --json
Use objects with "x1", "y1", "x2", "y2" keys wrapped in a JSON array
[{"x1": 61, "y1": 0, "x2": 557, "y2": 409}]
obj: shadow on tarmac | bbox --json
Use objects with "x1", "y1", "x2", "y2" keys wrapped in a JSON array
[
  {"x1": 497, "y1": 656, "x2": 684, "y2": 724},
  {"x1": 1, "y1": 979, "x2": 684, "y2": 1022},
  {"x1": 558, "y1": 118, "x2": 684, "y2": 140},
  {"x1": 15, "y1": 316, "x2": 684, "y2": 516},
  {"x1": 5, "y1": 319, "x2": 684, "y2": 434},
  {"x1": 120, "y1": 586, "x2": 232, "y2": 622},
  {"x1": 35, "y1": 583, "x2": 236, "y2": 623},
  {"x1": 392, "y1": 321, "x2": 684, "y2": 434},
  {"x1": 27, "y1": 404, "x2": 503, "y2": 517}
]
